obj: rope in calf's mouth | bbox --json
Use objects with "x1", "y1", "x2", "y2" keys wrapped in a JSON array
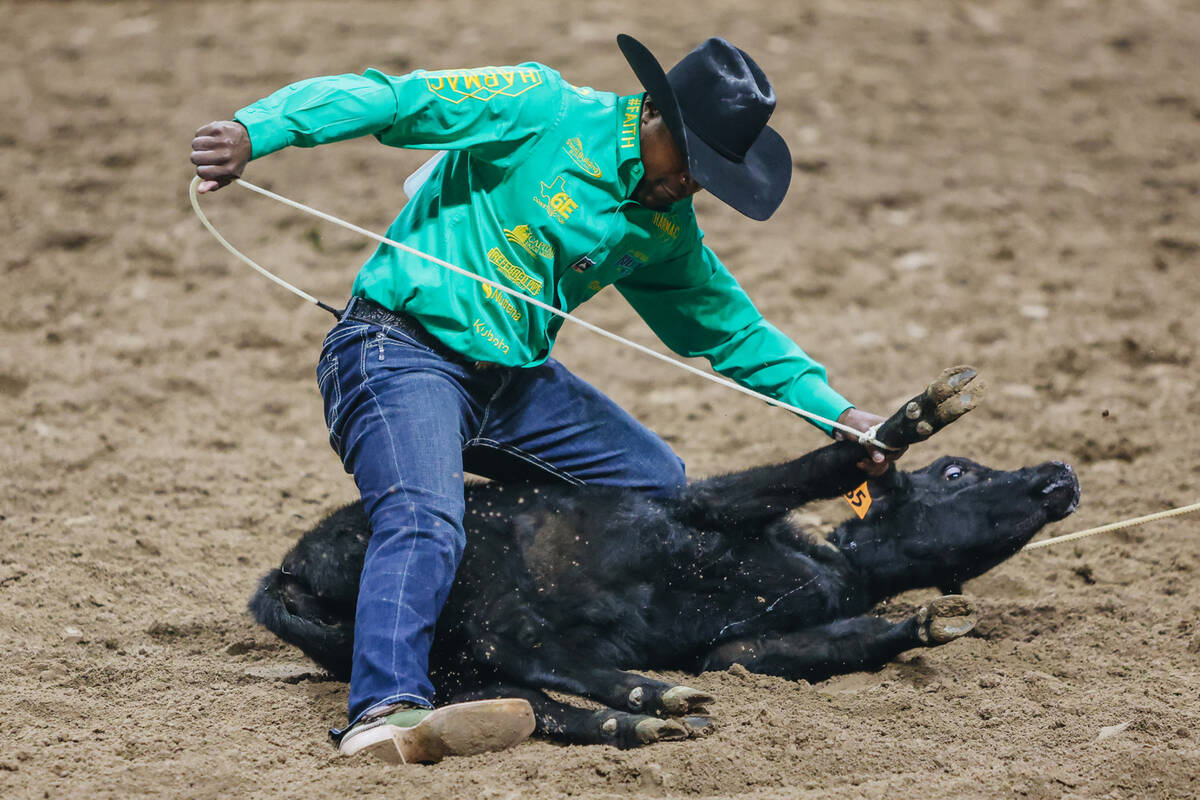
[{"x1": 188, "y1": 176, "x2": 888, "y2": 447}]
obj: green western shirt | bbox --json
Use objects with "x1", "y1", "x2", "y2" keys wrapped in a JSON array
[{"x1": 234, "y1": 63, "x2": 852, "y2": 432}]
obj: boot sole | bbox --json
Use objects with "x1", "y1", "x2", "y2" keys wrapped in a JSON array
[{"x1": 365, "y1": 699, "x2": 536, "y2": 764}]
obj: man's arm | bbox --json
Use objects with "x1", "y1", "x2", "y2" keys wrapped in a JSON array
[
  {"x1": 190, "y1": 70, "x2": 403, "y2": 193},
  {"x1": 191, "y1": 65, "x2": 563, "y2": 193},
  {"x1": 616, "y1": 242, "x2": 901, "y2": 474}
]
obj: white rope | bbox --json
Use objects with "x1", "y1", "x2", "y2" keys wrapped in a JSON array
[
  {"x1": 1022, "y1": 500, "x2": 1200, "y2": 552},
  {"x1": 189, "y1": 176, "x2": 325, "y2": 308},
  {"x1": 189, "y1": 176, "x2": 887, "y2": 447}
]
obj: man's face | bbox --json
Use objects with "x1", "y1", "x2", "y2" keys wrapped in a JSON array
[{"x1": 633, "y1": 101, "x2": 703, "y2": 210}]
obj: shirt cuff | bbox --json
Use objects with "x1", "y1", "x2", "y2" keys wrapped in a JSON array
[
  {"x1": 791, "y1": 374, "x2": 854, "y2": 436},
  {"x1": 232, "y1": 108, "x2": 292, "y2": 160}
]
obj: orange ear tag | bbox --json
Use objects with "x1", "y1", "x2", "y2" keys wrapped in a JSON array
[{"x1": 844, "y1": 481, "x2": 872, "y2": 519}]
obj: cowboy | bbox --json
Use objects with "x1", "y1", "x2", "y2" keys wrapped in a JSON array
[{"x1": 190, "y1": 35, "x2": 902, "y2": 763}]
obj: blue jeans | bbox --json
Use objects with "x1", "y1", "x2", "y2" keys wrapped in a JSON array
[{"x1": 318, "y1": 302, "x2": 686, "y2": 726}]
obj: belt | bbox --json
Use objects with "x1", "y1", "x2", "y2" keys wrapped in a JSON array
[{"x1": 342, "y1": 297, "x2": 502, "y2": 370}]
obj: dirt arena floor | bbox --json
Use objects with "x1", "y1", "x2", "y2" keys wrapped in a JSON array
[{"x1": 3, "y1": 1, "x2": 1199, "y2": 797}]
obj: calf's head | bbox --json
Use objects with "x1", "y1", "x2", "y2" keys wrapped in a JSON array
[{"x1": 833, "y1": 456, "x2": 1080, "y2": 600}]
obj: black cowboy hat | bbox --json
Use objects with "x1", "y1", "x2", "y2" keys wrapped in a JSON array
[{"x1": 617, "y1": 34, "x2": 792, "y2": 221}]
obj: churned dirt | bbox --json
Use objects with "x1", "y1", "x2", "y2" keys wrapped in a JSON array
[{"x1": 2, "y1": 1, "x2": 1199, "y2": 797}]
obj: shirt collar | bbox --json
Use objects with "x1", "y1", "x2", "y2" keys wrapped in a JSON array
[{"x1": 615, "y1": 93, "x2": 645, "y2": 199}]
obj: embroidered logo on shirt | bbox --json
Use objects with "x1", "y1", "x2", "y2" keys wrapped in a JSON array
[
  {"x1": 564, "y1": 137, "x2": 602, "y2": 178},
  {"x1": 503, "y1": 225, "x2": 555, "y2": 260},
  {"x1": 615, "y1": 252, "x2": 647, "y2": 276},
  {"x1": 481, "y1": 283, "x2": 522, "y2": 321},
  {"x1": 473, "y1": 318, "x2": 510, "y2": 354},
  {"x1": 620, "y1": 95, "x2": 642, "y2": 149},
  {"x1": 487, "y1": 247, "x2": 544, "y2": 295},
  {"x1": 534, "y1": 176, "x2": 578, "y2": 223},
  {"x1": 569, "y1": 255, "x2": 595, "y2": 273},
  {"x1": 423, "y1": 67, "x2": 543, "y2": 104},
  {"x1": 651, "y1": 212, "x2": 680, "y2": 240}
]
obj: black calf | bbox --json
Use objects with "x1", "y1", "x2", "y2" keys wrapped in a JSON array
[{"x1": 250, "y1": 367, "x2": 1080, "y2": 747}]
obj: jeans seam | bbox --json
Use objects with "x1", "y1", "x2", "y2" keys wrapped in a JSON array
[
  {"x1": 318, "y1": 353, "x2": 342, "y2": 450},
  {"x1": 322, "y1": 322, "x2": 364, "y2": 351},
  {"x1": 466, "y1": 437, "x2": 587, "y2": 486},
  {"x1": 474, "y1": 369, "x2": 511, "y2": 438},
  {"x1": 356, "y1": 328, "x2": 424, "y2": 709}
]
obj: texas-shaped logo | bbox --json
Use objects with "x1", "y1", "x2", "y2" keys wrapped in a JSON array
[{"x1": 536, "y1": 176, "x2": 578, "y2": 223}]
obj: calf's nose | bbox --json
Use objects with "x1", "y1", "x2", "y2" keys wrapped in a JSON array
[{"x1": 1037, "y1": 461, "x2": 1080, "y2": 519}]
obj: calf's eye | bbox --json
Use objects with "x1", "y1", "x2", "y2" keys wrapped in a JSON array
[{"x1": 942, "y1": 465, "x2": 965, "y2": 481}]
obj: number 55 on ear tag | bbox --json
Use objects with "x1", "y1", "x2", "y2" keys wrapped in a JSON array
[{"x1": 844, "y1": 481, "x2": 872, "y2": 518}]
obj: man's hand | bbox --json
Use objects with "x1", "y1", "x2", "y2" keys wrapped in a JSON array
[
  {"x1": 190, "y1": 121, "x2": 252, "y2": 193},
  {"x1": 834, "y1": 408, "x2": 907, "y2": 477}
]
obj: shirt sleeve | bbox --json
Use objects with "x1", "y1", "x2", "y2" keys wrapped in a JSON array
[
  {"x1": 615, "y1": 239, "x2": 853, "y2": 435},
  {"x1": 233, "y1": 63, "x2": 563, "y2": 167}
]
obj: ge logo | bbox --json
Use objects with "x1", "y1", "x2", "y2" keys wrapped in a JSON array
[
  {"x1": 538, "y1": 176, "x2": 578, "y2": 223},
  {"x1": 548, "y1": 192, "x2": 577, "y2": 219}
]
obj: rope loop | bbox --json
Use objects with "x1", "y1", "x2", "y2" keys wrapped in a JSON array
[{"x1": 857, "y1": 423, "x2": 882, "y2": 447}]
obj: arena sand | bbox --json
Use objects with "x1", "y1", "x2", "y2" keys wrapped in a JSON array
[{"x1": 1, "y1": 1, "x2": 1198, "y2": 797}]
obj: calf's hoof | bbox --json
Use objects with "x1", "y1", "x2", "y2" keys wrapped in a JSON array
[
  {"x1": 634, "y1": 717, "x2": 690, "y2": 744},
  {"x1": 660, "y1": 686, "x2": 715, "y2": 715},
  {"x1": 878, "y1": 366, "x2": 984, "y2": 447},
  {"x1": 921, "y1": 366, "x2": 983, "y2": 430},
  {"x1": 596, "y1": 710, "x2": 693, "y2": 748},
  {"x1": 915, "y1": 595, "x2": 977, "y2": 645}
]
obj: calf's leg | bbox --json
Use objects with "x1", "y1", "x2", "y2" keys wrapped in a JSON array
[
  {"x1": 679, "y1": 367, "x2": 982, "y2": 529},
  {"x1": 699, "y1": 595, "x2": 977, "y2": 682},
  {"x1": 471, "y1": 632, "x2": 715, "y2": 717},
  {"x1": 449, "y1": 684, "x2": 713, "y2": 748},
  {"x1": 494, "y1": 651, "x2": 714, "y2": 717}
]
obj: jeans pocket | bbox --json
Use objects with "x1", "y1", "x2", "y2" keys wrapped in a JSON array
[{"x1": 317, "y1": 351, "x2": 342, "y2": 451}]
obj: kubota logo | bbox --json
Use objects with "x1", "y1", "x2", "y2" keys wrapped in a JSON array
[{"x1": 473, "y1": 318, "x2": 510, "y2": 354}]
